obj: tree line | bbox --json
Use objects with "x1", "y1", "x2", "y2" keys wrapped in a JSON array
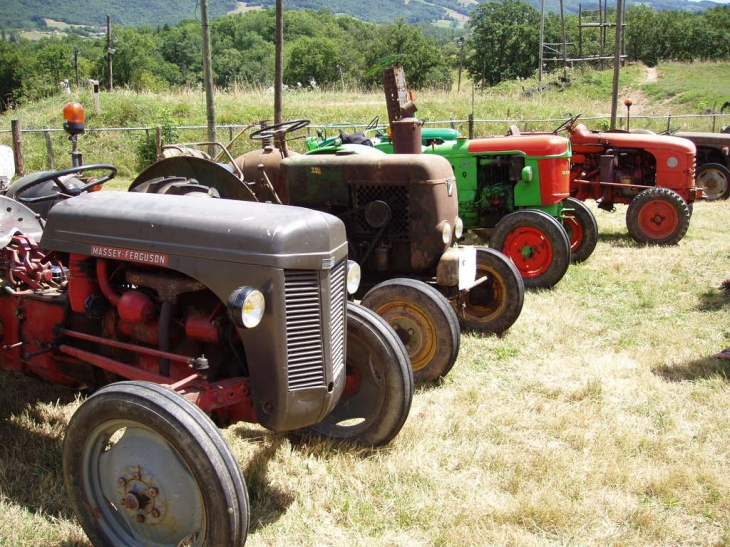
[{"x1": 1, "y1": 3, "x2": 729, "y2": 112}]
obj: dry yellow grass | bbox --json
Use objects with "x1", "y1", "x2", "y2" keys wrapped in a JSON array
[{"x1": 2, "y1": 199, "x2": 730, "y2": 546}]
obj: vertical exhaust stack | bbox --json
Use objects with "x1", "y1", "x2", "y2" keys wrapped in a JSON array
[{"x1": 383, "y1": 66, "x2": 422, "y2": 154}]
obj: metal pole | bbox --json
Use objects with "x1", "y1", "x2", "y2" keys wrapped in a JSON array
[
  {"x1": 74, "y1": 48, "x2": 80, "y2": 89},
  {"x1": 200, "y1": 0, "x2": 216, "y2": 146},
  {"x1": 609, "y1": 0, "x2": 624, "y2": 130},
  {"x1": 539, "y1": 0, "x2": 545, "y2": 82},
  {"x1": 274, "y1": 0, "x2": 284, "y2": 124},
  {"x1": 560, "y1": 0, "x2": 567, "y2": 78},
  {"x1": 106, "y1": 15, "x2": 113, "y2": 91},
  {"x1": 457, "y1": 37, "x2": 465, "y2": 92}
]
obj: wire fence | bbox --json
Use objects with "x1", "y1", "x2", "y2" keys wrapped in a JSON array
[{"x1": 1, "y1": 113, "x2": 728, "y2": 178}]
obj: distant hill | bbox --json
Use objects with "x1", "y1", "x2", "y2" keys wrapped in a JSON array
[{"x1": 0, "y1": 0, "x2": 722, "y2": 30}]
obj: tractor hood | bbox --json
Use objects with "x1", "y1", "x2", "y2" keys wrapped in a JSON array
[
  {"x1": 41, "y1": 191, "x2": 348, "y2": 271},
  {"x1": 571, "y1": 124, "x2": 696, "y2": 154}
]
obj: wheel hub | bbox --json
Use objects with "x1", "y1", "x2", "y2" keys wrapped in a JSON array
[
  {"x1": 116, "y1": 466, "x2": 165, "y2": 524},
  {"x1": 520, "y1": 245, "x2": 535, "y2": 259}
]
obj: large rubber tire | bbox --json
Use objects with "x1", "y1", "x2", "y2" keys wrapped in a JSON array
[
  {"x1": 361, "y1": 278, "x2": 461, "y2": 383},
  {"x1": 697, "y1": 162, "x2": 730, "y2": 201},
  {"x1": 456, "y1": 247, "x2": 525, "y2": 334},
  {"x1": 306, "y1": 302, "x2": 413, "y2": 446},
  {"x1": 63, "y1": 381, "x2": 249, "y2": 547},
  {"x1": 625, "y1": 187, "x2": 691, "y2": 245},
  {"x1": 489, "y1": 209, "x2": 571, "y2": 289},
  {"x1": 561, "y1": 197, "x2": 599, "y2": 263}
]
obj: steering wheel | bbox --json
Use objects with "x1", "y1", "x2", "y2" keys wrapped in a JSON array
[
  {"x1": 553, "y1": 113, "x2": 582, "y2": 134},
  {"x1": 365, "y1": 115, "x2": 380, "y2": 131},
  {"x1": 11, "y1": 164, "x2": 117, "y2": 205},
  {"x1": 249, "y1": 119, "x2": 311, "y2": 140}
]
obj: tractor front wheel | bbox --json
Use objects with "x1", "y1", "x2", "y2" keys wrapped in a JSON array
[
  {"x1": 305, "y1": 303, "x2": 413, "y2": 446},
  {"x1": 561, "y1": 197, "x2": 599, "y2": 263},
  {"x1": 490, "y1": 209, "x2": 571, "y2": 289},
  {"x1": 361, "y1": 278, "x2": 460, "y2": 383},
  {"x1": 63, "y1": 381, "x2": 249, "y2": 547},
  {"x1": 697, "y1": 162, "x2": 730, "y2": 201},
  {"x1": 626, "y1": 187, "x2": 690, "y2": 245},
  {"x1": 456, "y1": 247, "x2": 525, "y2": 334}
]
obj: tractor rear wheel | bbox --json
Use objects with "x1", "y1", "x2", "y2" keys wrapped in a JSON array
[
  {"x1": 561, "y1": 197, "x2": 599, "y2": 263},
  {"x1": 63, "y1": 381, "x2": 249, "y2": 547},
  {"x1": 697, "y1": 162, "x2": 730, "y2": 200},
  {"x1": 626, "y1": 187, "x2": 690, "y2": 245},
  {"x1": 490, "y1": 209, "x2": 571, "y2": 289},
  {"x1": 361, "y1": 278, "x2": 460, "y2": 383},
  {"x1": 456, "y1": 247, "x2": 524, "y2": 334},
  {"x1": 305, "y1": 303, "x2": 413, "y2": 446}
]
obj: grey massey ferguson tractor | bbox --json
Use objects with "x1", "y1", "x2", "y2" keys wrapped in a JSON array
[
  {"x1": 0, "y1": 184, "x2": 414, "y2": 546},
  {"x1": 130, "y1": 122, "x2": 526, "y2": 383}
]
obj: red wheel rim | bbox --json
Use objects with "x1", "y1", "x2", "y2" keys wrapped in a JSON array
[
  {"x1": 637, "y1": 200, "x2": 679, "y2": 239},
  {"x1": 502, "y1": 226, "x2": 553, "y2": 278},
  {"x1": 563, "y1": 215, "x2": 583, "y2": 253}
]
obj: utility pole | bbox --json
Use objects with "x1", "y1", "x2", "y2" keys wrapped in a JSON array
[
  {"x1": 609, "y1": 0, "x2": 624, "y2": 130},
  {"x1": 456, "y1": 36, "x2": 465, "y2": 92},
  {"x1": 200, "y1": 0, "x2": 216, "y2": 145},
  {"x1": 539, "y1": 0, "x2": 545, "y2": 82},
  {"x1": 74, "y1": 47, "x2": 80, "y2": 89},
  {"x1": 274, "y1": 0, "x2": 283, "y2": 124},
  {"x1": 106, "y1": 15, "x2": 113, "y2": 91}
]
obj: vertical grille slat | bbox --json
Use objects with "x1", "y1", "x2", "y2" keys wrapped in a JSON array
[{"x1": 329, "y1": 261, "x2": 346, "y2": 381}]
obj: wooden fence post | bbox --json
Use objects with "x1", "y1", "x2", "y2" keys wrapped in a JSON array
[
  {"x1": 44, "y1": 126, "x2": 55, "y2": 169},
  {"x1": 155, "y1": 125, "x2": 162, "y2": 158},
  {"x1": 11, "y1": 119, "x2": 23, "y2": 177}
]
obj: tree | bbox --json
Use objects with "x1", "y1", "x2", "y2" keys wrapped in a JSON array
[
  {"x1": 363, "y1": 18, "x2": 451, "y2": 90},
  {"x1": 284, "y1": 36, "x2": 339, "y2": 88},
  {"x1": 466, "y1": 0, "x2": 540, "y2": 87}
]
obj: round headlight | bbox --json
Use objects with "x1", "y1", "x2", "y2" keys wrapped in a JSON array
[
  {"x1": 346, "y1": 260, "x2": 361, "y2": 295},
  {"x1": 454, "y1": 217, "x2": 464, "y2": 240},
  {"x1": 440, "y1": 221, "x2": 452, "y2": 244},
  {"x1": 227, "y1": 287, "x2": 265, "y2": 329}
]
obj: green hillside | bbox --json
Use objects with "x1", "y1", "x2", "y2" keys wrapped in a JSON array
[
  {"x1": 0, "y1": 0, "x2": 722, "y2": 31},
  {"x1": 0, "y1": 0, "x2": 237, "y2": 30}
]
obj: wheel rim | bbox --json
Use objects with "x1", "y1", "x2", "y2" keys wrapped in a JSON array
[
  {"x1": 502, "y1": 226, "x2": 554, "y2": 278},
  {"x1": 637, "y1": 200, "x2": 679, "y2": 239},
  {"x1": 698, "y1": 167, "x2": 728, "y2": 199},
  {"x1": 563, "y1": 214, "x2": 583, "y2": 253},
  {"x1": 463, "y1": 263, "x2": 507, "y2": 323},
  {"x1": 318, "y1": 327, "x2": 386, "y2": 436},
  {"x1": 82, "y1": 419, "x2": 206, "y2": 546},
  {"x1": 371, "y1": 300, "x2": 437, "y2": 373}
]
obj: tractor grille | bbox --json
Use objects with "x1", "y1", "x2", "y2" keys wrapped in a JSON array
[
  {"x1": 329, "y1": 260, "x2": 346, "y2": 381},
  {"x1": 353, "y1": 185, "x2": 410, "y2": 239},
  {"x1": 284, "y1": 260, "x2": 346, "y2": 391}
]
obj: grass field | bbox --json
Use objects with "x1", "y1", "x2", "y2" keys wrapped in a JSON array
[
  {"x1": 2, "y1": 61, "x2": 730, "y2": 546},
  {"x1": 2, "y1": 198, "x2": 730, "y2": 546}
]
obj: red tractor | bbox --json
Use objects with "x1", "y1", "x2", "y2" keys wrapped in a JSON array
[
  {"x1": 558, "y1": 114, "x2": 700, "y2": 245},
  {"x1": 0, "y1": 172, "x2": 414, "y2": 545}
]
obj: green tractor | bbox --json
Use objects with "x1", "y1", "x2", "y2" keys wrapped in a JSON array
[{"x1": 306, "y1": 67, "x2": 598, "y2": 289}]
